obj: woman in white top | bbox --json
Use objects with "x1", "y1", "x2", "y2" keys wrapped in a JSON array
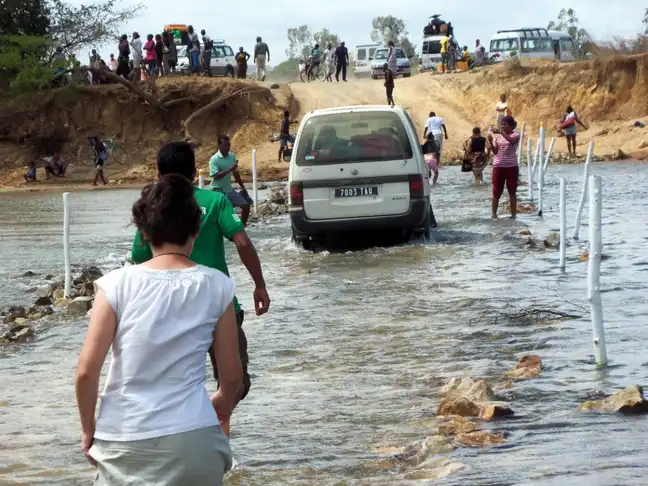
[
  {"x1": 75, "y1": 174, "x2": 242, "y2": 485},
  {"x1": 423, "y1": 111, "x2": 449, "y2": 165}
]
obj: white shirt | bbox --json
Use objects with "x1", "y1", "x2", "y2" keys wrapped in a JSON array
[
  {"x1": 496, "y1": 101, "x2": 508, "y2": 118},
  {"x1": 131, "y1": 38, "x2": 143, "y2": 63},
  {"x1": 92, "y1": 264, "x2": 235, "y2": 442},
  {"x1": 109, "y1": 59, "x2": 118, "y2": 71},
  {"x1": 325, "y1": 48, "x2": 335, "y2": 63},
  {"x1": 426, "y1": 116, "x2": 445, "y2": 135}
]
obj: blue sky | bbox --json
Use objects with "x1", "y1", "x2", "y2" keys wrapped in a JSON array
[{"x1": 75, "y1": 0, "x2": 646, "y2": 63}]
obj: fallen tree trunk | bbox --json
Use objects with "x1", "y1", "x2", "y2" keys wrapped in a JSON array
[{"x1": 86, "y1": 68, "x2": 166, "y2": 113}]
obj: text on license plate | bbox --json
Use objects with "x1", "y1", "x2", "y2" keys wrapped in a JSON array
[{"x1": 334, "y1": 186, "x2": 378, "y2": 198}]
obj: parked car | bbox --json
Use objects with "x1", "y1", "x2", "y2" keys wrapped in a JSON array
[
  {"x1": 176, "y1": 40, "x2": 236, "y2": 76},
  {"x1": 288, "y1": 105, "x2": 436, "y2": 249},
  {"x1": 371, "y1": 47, "x2": 412, "y2": 79}
]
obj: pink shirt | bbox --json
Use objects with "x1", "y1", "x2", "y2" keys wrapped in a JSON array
[
  {"x1": 144, "y1": 40, "x2": 156, "y2": 61},
  {"x1": 492, "y1": 132, "x2": 520, "y2": 168}
]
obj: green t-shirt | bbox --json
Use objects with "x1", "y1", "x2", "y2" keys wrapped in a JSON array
[
  {"x1": 131, "y1": 187, "x2": 245, "y2": 311},
  {"x1": 209, "y1": 151, "x2": 237, "y2": 193}
]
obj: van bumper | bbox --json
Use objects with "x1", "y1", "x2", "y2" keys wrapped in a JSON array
[{"x1": 290, "y1": 198, "x2": 431, "y2": 236}]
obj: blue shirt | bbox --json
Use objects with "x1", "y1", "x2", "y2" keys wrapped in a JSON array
[{"x1": 209, "y1": 150, "x2": 237, "y2": 192}]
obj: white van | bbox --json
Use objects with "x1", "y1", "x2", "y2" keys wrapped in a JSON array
[
  {"x1": 353, "y1": 44, "x2": 381, "y2": 77},
  {"x1": 177, "y1": 40, "x2": 236, "y2": 76},
  {"x1": 489, "y1": 28, "x2": 578, "y2": 63},
  {"x1": 419, "y1": 35, "x2": 460, "y2": 72},
  {"x1": 288, "y1": 105, "x2": 436, "y2": 249}
]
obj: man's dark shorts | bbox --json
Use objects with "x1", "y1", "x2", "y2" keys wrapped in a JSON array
[{"x1": 209, "y1": 310, "x2": 251, "y2": 401}]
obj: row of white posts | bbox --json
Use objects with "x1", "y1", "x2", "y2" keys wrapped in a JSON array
[
  {"x1": 517, "y1": 126, "x2": 607, "y2": 367},
  {"x1": 197, "y1": 149, "x2": 260, "y2": 216}
]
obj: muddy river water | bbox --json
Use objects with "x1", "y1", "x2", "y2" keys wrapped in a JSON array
[{"x1": 1, "y1": 162, "x2": 647, "y2": 485}]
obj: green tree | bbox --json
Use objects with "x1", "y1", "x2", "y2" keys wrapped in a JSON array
[
  {"x1": 0, "y1": 0, "x2": 50, "y2": 36},
  {"x1": 286, "y1": 25, "x2": 313, "y2": 59},
  {"x1": 313, "y1": 28, "x2": 340, "y2": 49},
  {"x1": 547, "y1": 8, "x2": 591, "y2": 44},
  {"x1": 47, "y1": 0, "x2": 144, "y2": 56},
  {"x1": 400, "y1": 37, "x2": 416, "y2": 58},
  {"x1": 370, "y1": 15, "x2": 408, "y2": 45}
]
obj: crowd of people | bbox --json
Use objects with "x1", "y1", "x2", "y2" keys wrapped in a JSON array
[
  {"x1": 426, "y1": 94, "x2": 588, "y2": 220},
  {"x1": 87, "y1": 28, "x2": 272, "y2": 83}
]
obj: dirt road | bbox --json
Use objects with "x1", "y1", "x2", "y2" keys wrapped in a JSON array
[{"x1": 290, "y1": 76, "x2": 477, "y2": 159}]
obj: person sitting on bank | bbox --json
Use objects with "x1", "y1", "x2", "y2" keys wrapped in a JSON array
[
  {"x1": 463, "y1": 127, "x2": 489, "y2": 184},
  {"x1": 45, "y1": 152, "x2": 67, "y2": 178},
  {"x1": 209, "y1": 135, "x2": 252, "y2": 226},
  {"x1": 24, "y1": 161, "x2": 37, "y2": 182}
]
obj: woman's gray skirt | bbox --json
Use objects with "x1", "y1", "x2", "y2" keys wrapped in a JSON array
[{"x1": 90, "y1": 426, "x2": 232, "y2": 485}]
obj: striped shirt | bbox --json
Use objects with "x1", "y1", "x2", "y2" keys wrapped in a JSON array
[{"x1": 492, "y1": 132, "x2": 520, "y2": 168}]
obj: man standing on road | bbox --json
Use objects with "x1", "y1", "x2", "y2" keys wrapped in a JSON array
[
  {"x1": 423, "y1": 111, "x2": 449, "y2": 165},
  {"x1": 130, "y1": 32, "x2": 143, "y2": 81},
  {"x1": 187, "y1": 25, "x2": 199, "y2": 72},
  {"x1": 254, "y1": 36, "x2": 270, "y2": 81},
  {"x1": 201, "y1": 29, "x2": 214, "y2": 76},
  {"x1": 131, "y1": 141, "x2": 270, "y2": 437},
  {"x1": 335, "y1": 41, "x2": 349, "y2": 82},
  {"x1": 440, "y1": 34, "x2": 449, "y2": 73}
]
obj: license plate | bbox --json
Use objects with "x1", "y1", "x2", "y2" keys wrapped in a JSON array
[{"x1": 334, "y1": 186, "x2": 378, "y2": 198}]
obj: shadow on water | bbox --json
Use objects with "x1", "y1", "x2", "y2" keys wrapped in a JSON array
[{"x1": 1, "y1": 163, "x2": 648, "y2": 485}]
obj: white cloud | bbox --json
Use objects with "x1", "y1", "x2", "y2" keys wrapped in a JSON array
[{"x1": 72, "y1": 0, "x2": 645, "y2": 63}]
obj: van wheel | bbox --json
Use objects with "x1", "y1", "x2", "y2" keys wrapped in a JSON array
[
  {"x1": 227, "y1": 66, "x2": 235, "y2": 78},
  {"x1": 292, "y1": 226, "x2": 312, "y2": 251},
  {"x1": 414, "y1": 210, "x2": 432, "y2": 240},
  {"x1": 371, "y1": 74, "x2": 377, "y2": 80}
]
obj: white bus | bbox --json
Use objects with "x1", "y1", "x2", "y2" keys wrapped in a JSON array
[{"x1": 489, "y1": 28, "x2": 578, "y2": 63}]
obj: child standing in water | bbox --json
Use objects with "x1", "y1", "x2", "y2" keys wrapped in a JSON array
[{"x1": 75, "y1": 174, "x2": 242, "y2": 485}]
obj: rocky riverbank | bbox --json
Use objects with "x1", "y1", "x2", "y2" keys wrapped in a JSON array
[{"x1": 1, "y1": 266, "x2": 103, "y2": 343}]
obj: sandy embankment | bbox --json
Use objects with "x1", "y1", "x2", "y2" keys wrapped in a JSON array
[{"x1": 1, "y1": 55, "x2": 647, "y2": 193}]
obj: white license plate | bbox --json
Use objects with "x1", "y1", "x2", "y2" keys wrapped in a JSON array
[{"x1": 334, "y1": 187, "x2": 378, "y2": 198}]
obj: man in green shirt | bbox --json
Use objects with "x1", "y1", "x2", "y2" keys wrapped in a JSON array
[
  {"x1": 131, "y1": 142, "x2": 270, "y2": 420},
  {"x1": 210, "y1": 135, "x2": 252, "y2": 227}
]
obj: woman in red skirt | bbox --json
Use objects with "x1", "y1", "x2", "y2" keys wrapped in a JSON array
[{"x1": 487, "y1": 115, "x2": 520, "y2": 219}]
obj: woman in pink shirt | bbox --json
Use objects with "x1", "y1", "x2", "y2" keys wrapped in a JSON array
[
  {"x1": 487, "y1": 115, "x2": 520, "y2": 219},
  {"x1": 143, "y1": 34, "x2": 157, "y2": 78}
]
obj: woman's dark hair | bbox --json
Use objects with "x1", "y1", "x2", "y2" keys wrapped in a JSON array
[
  {"x1": 157, "y1": 142, "x2": 196, "y2": 180},
  {"x1": 132, "y1": 174, "x2": 201, "y2": 247}
]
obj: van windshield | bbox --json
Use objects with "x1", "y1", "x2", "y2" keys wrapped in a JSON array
[
  {"x1": 295, "y1": 111, "x2": 414, "y2": 166},
  {"x1": 374, "y1": 48, "x2": 406, "y2": 60},
  {"x1": 490, "y1": 38, "x2": 519, "y2": 52}
]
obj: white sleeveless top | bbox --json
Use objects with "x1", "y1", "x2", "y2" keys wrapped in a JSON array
[{"x1": 93, "y1": 264, "x2": 235, "y2": 441}]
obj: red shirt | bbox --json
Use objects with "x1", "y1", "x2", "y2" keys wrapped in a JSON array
[{"x1": 144, "y1": 40, "x2": 156, "y2": 61}]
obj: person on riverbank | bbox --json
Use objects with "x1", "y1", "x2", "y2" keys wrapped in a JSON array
[
  {"x1": 201, "y1": 30, "x2": 213, "y2": 76},
  {"x1": 165, "y1": 32, "x2": 177, "y2": 73},
  {"x1": 278, "y1": 110, "x2": 298, "y2": 161},
  {"x1": 423, "y1": 111, "x2": 448, "y2": 165},
  {"x1": 45, "y1": 152, "x2": 66, "y2": 179},
  {"x1": 235, "y1": 47, "x2": 250, "y2": 79},
  {"x1": 143, "y1": 34, "x2": 157, "y2": 78},
  {"x1": 463, "y1": 127, "x2": 489, "y2": 184},
  {"x1": 440, "y1": 34, "x2": 449, "y2": 72},
  {"x1": 130, "y1": 32, "x2": 143, "y2": 81},
  {"x1": 254, "y1": 36, "x2": 270, "y2": 81},
  {"x1": 324, "y1": 43, "x2": 335, "y2": 82},
  {"x1": 131, "y1": 142, "x2": 270, "y2": 438},
  {"x1": 77, "y1": 174, "x2": 241, "y2": 484},
  {"x1": 210, "y1": 135, "x2": 252, "y2": 227},
  {"x1": 487, "y1": 115, "x2": 520, "y2": 219},
  {"x1": 495, "y1": 94, "x2": 510, "y2": 130},
  {"x1": 474, "y1": 39, "x2": 486, "y2": 67},
  {"x1": 91, "y1": 137, "x2": 108, "y2": 186},
  {"x1": 559, "y1": 105, "x2": 588, "y2": 156},
  {"x1": 117, "y1": 35, "x2": 130, "y2": 79},
  {"x1": 24, "y1": 161, "x2": 37, "y2": 182},
  {"x1": 383, "y1": 63, "x2": 395, "y2": 107},
  {"x1": 335, "y1": 41, "x2": 349, "y2": 82}
]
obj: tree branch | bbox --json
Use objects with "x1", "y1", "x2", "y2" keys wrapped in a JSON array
[{"x1": 86, "y1": 68, "x2": 166, "y2": 112}]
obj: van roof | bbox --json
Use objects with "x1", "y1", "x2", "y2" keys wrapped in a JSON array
[{"x1": 308, "y1": 105, "x2": 407, "y2": 116}]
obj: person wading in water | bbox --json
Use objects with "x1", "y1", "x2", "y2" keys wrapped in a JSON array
[
  {"x1": 488, "y1": 115, "x2": 520, "y2": 219},
  {"x1": 558, "y1": 105, "x2": 588, "y2": 157},
  {"x1": 130, "y1": 142, "x2": 271, "y2": 438},
  {"x1": 77, "y1": 174, "x2": 242, "y2": 485},
  {"x1": 278, "y1": 110, "x2": 298, "y2": 161},
  {"x1": 463, "y1": 127, "x2": 489, "y2": 184}
]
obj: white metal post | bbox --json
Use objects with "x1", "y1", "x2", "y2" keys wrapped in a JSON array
[
  {"x1": 573, "y1": 141, "x2": 594, "y2": 240},
  {"x1": 527, "y1": 138, "x2": 534, "y2": 201},
  {"x1": 531, "y1": 138, "x2": 541, "y2": 175},
  {"x1": 542, "y1": 137, "x2": 556, "y2": 185},
  {"x1": 517, "y1": 123, "x2": 525, "y2": 166},
  {"x1": 559, "y1": 178, "x2": 567, "y2": 271},
  {"x1": 63, "y1": 192, "x2": 72, "y2": 299},
  {"x1": 252, "y1": 149, "x2": 258, "y2": 217},
  {"x1": 537, "y1": 123, "x2": 545, "y2": 216},
  {"x1": 588, "y1": 175, "x2": 607, "y2": 366},
  {"x1": 198, "y1": 170, "x2": 205, "y2": 189}
]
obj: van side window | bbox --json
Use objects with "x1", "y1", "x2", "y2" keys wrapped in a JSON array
[
  {"x1": 560, "y1": 38, "x2": 575, "y2": 52},
  {"x1": 357, "y1": 49, "x2": 366, "y2": 61},
  {"x1": 369, "y1": 48, "x2": 377, "y2": 59},
  {"x1": 422, "y1": 42, "x2": 429, "y2": 54},
  {"x1": 490, "y1": 38, "x2": 519, "y2": 52}
]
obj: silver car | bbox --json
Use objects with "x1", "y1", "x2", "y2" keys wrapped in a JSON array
[
  {"x1": 176, "y1": 42, "x2": 236, "y2": 77},
  {"x1": 370, "y1": 47, "x2": 412, "y2": 79}
]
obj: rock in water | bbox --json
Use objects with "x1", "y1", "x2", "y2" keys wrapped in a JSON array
[
  {"x1": 437, "y1": 396, "x2": 480, "y2": 417},
  {"x1": 78, "y1": 266, "x2": 103, "y2": 284},
  {"x1": 437, "y1": 415, "x2": 478, "y2": 436},
  {"x1": 579, "y1": 385, "x2": 648, "y2": 414},
  {"x1": 67, "y1": 296, "x2": 94, "y2": 314},
  {"x1": 2, "y1": 306, "x2": 26, "y2": 323},
  {"x1": 1, "y1": 323, "x2": 35, "y2": 342},
  {"x1": 454, "y1": 430, "x2": 506, "y2": 447},
  {"x1": 504, "y1": 355, "x2": 542, "y2": 380},
  {"x1": 34, "y1": 296, "x2": 52, "y2": 306},
  {"x1": 441, "y1": 377, "x2": 495, "y2": 402},
  {"x1": 479, "y1": 404, "x2": 515, "y2": 421},
  {"x1": 269, "y1": 185, "x2": 288, "y2": 205}
]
